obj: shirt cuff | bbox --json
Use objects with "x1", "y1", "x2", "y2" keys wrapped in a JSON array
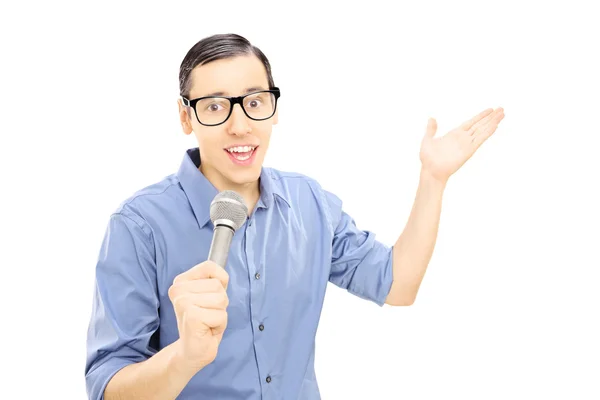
[
  {"x1": 86, "y1": 356, "x2": 134, "y2": 400},
  {"x1": 347, "y1": 243, "x2": 394, "y2": 307}
]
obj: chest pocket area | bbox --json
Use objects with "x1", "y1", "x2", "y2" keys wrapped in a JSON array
[{"x1": 267, "y1": 225, "x2": 321, "y2": 314}]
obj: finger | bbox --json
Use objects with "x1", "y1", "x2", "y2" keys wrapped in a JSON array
[
  {"x1": 460, "y1": 108, "x2": 494, "y2": 131},
  {"x1": 169, "y1": 278, "x2": 225, "y2": 300},
  {"x1": 472, "y1": 113, "x2": 504, "y2": 147},
  {"x1": 185, "y1": 307, "x2": 228, "y2": 330},
  {"x1": 174, "y1": 292, "x2": 229, "y2": 310},
  {"x1": 173, "y1": 260, "x2": 229, "y2": 289},
  {"x1": 468, "y1": 107, "x2": 503, "y2": 136},
  {"x1": 424, "y1": 117, "x2": 437, "y2": 139},
  {"x1": 181, "y1": 306, "x2": 228, "y2": 336},
  {"x1": 211, "y1": 320, "x2": 228, "y2": 336},
  {"x1": 173, "y1": 295, "x2": 228, "y2": 325}
]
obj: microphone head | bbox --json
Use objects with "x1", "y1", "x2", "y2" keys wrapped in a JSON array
[{"x1": 209, "y1": 190, "x2": 248, "y2": 231}]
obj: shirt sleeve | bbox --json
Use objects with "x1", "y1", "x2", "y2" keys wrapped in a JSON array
[
  {"x1": 324, "y1": 189, "x2": 394, "y2": 306},
  {"x1": 85, "y1": 210, "x2": 160, "y2": 400}
]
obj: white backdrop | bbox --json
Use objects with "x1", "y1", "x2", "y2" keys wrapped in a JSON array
[{"x1": 1, "y1": 1, "x2": 599, "y2": 399}]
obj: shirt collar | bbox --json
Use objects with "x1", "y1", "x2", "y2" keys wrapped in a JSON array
[{"x1": 176, "y1": 148, "x2": 290, "y2": 229}]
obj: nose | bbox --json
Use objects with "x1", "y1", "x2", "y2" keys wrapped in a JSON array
[{"x1": 227, "y1": 104, "x2": 251, "y2": 136}]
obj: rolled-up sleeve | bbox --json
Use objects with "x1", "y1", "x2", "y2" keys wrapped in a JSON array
[
  {"x1": 324, "y1": 190, "x2": 394, "y2": 306},
  {"x1": 85, "y1": 210, "x2": 160, "y2": 400}
]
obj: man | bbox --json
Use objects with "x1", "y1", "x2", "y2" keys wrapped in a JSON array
[{"x1": 85, "y1": 33, "x2": 504, "y2": 399}]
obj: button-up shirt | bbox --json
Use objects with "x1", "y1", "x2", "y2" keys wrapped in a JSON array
[{"x1": 85, "y1": 148, "x2": 394, "y2": 399}]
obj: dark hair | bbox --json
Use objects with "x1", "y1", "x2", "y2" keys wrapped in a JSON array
[{"x1": 179, "y1": 33, "x2": 275, "y2": 98}]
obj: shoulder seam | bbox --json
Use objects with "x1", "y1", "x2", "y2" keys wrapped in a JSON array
[
  {"x1": 118, "y1": 179, "x2": 179, "y2": 210},
  {"x1": 111, "y1": 211, "x2": 152, "y2": 240}
]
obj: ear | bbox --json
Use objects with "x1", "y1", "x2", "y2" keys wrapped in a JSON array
[{"x1": 178, "y1": 99, "x2": 193, "y2": 135}]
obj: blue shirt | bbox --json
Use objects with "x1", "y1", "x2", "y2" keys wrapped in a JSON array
[{"x1": 85, "y1": 148, "x2": 394, "y2": 400}]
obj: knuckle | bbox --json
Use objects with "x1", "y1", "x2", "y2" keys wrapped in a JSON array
[
  {"x1": 211, "y1": 279, "x2": 222, "y2": 292},
  {"x1": 223, "y1": 271, "x2": 230, "y2": 285},
  {"x1": 218, "y1": 293, "x2": 229, "y2": 309},
  {"x1": 173, "y1": 294, "x2": 190, "y2": 311},
  {"x1": 168, "y1": 284, "x2": 178, "y2": 300},
  {"x1": 196, "y1": 261, "x2": 207, "y2": 270},
  {"x1": 202, "y1": 260, "x2": 217, "y2": 272},
  {"x1": 185, "y1": 305, "x2": 202, "y2": 324},
  {"x1": 192, "y1": 261, "x2": 209, "y2": 274},
  {"x1": 172, "y1": 272, "x2": 186, "y2": 285},
  {"x1": 219, "y1": 310, "x2": 228, "y2": 324},
  {"x1": 172, "y1": 295, "x2": 183, "y2": 310}
]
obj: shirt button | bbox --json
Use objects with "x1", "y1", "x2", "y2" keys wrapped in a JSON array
[
  {"x1": 255, "y1": 272, "x2": 260, "y2": 280},
  {"x1": 266, "y1": 376, "x2": 272, "y2": 383},
  {"x1": 259, "y1": 324, "x2": 264, "y2": 331}
]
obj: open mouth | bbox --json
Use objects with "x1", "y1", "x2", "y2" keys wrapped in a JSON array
[{"x1": 224, "y1": 145, "x2": 258, "y2": 165}]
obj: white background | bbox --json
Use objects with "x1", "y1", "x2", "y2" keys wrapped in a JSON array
[{"x1": 1, "y1": 1, "x2": 599, "y2": 399}]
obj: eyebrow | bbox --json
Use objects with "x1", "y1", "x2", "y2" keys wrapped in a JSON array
[{"x1": 201, "y1": 86, "x2": 266, "y2": 98}]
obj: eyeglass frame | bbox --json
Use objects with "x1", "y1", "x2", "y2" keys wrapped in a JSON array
[{"x1": 181, "y1": 87, "x2": 281, "y2": 127}]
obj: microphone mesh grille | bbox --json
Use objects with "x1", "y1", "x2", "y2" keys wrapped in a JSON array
[{"x1": 209, "y1": 190, "x2": 248, "y2": 231}]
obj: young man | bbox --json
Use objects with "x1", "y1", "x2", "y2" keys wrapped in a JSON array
[{"x1": 85, "y1": 34, "x2": 504, "y2": 399}]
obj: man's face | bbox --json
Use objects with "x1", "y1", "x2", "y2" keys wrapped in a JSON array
[{"x1": 178, "y1": 55, "x2": 278, "y2": 189}]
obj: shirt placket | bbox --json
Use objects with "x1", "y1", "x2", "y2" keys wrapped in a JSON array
[{"x1": 244, "y1": 212, "x2": 271, "y2": 396}]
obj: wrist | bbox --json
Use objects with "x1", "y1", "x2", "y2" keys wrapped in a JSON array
[
  {"x1": 420, "y1": 167, "x2": 448, "y2": 191},
  {"x1": 171, "y1": 340, "x2": 204, "y2": 378}
]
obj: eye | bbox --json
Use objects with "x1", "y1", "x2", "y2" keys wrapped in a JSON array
[
  {"x1": 244, "y1": 93, "x2": 266, "y2": 109},
  {"x1": 246, "y1": 99, "x2": 262, "y2": 108},
  {"x1": 206, "y1": 103, "x2": 225, "y2": 112}
]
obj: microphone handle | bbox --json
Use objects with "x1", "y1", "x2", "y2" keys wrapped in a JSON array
[{"x1": 207, "y1": 225, "x2": 235, "y2": 268}]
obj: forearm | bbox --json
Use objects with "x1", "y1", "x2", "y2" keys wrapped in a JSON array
[
  {"x1": 104, "y1": 340, "x2": 199, "y2": 400},
  {"x1": 388, "y1": 167, "x2": 446, "y2": 305}
]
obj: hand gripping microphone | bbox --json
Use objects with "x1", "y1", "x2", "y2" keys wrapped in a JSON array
[{"x1": 207, "y1": 190, "x2": 248, "y2": 268}]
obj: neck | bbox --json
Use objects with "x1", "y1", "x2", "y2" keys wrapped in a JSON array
[{"x1": 200, "y1": 164, "x2": 261, "y2": 215}]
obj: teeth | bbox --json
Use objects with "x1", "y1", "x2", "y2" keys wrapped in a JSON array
[{"x1": 227, "y1": 146, "x2": 255, "y2": 153}]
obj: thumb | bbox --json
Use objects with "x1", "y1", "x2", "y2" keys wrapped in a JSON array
[{"x1": 424, "y1": 117, "x2": 437, "y2": 139}]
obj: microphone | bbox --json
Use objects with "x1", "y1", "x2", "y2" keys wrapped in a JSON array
[{"x1": 207, "y1": 190, "x2": 249, "y2": 268}]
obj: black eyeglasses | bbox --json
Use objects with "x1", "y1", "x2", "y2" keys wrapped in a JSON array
[{"x1": 181, "y1": 87, "x2": 281, "y2": 126}]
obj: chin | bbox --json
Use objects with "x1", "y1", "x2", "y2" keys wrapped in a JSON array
[{"x1": 225, "y1": 167, "x2": 261, "y2": 186}]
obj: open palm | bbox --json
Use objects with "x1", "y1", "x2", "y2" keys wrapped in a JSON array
[{"x1": 419, "y1": 107, "x2": 505, "y2": 183}]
